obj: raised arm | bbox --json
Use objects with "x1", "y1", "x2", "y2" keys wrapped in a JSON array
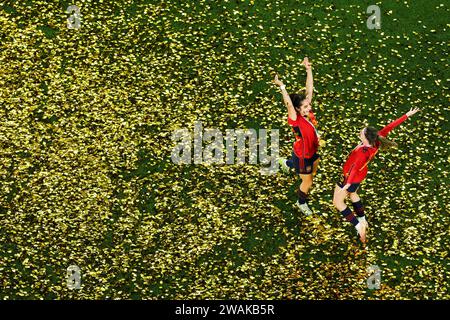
[
  {"x1": 378, "y1": 108, "x2": 420, "y2": 137},
  {"x1": 273, "y1": 74, "x2": 297, "y2": 121},
  {"x1": 302, "y1": 57, "x2": 313, "y2": 103}
]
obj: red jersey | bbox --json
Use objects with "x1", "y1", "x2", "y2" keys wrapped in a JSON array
[
  {"x1": 287, "y1": 111, "x2": 319, "y2": 159},
  {"x1": 343, "y1": 114, "x2": 408, "y2": 184}
]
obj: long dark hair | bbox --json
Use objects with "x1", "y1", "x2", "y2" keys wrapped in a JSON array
[
  {"x1": 289, "y1": 93, "x2": 306, "y2": 113},
  {"x1": 365, "y1": 127, "x2": 397, "y2": 150}
]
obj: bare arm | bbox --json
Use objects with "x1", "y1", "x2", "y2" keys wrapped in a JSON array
[
  {"x1": 302, "y1": 57, "x2": 313, "y2": 103},
  {"x1": 273, "y1": 74, "x2": 297, "y2": 121}
]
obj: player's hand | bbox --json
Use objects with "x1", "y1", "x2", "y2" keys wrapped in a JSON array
[
  {"x1": 406, "y1": 107, "x2": 420, "y2": 117},
  {"x1": 273, "y1": 74, "x2": 284, "y2": 87},
  {"x1": 301, "y1": 57, "x2": 312, "y2": 70},
  {"x1": 340, "y1": 184, "x2": 351, "y2": 193}
]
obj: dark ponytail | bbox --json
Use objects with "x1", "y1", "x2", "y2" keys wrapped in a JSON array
[{"x1": 365, "y1": 127, "x2": 398, "y2": 151}]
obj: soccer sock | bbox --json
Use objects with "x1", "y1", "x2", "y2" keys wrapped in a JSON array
[
  {"x1": 297, "y1": 189, "x2": 308, "y2": 205},
  {"x1": 352, "y1": 200, "x2": 365, "y2": 217},
  {"x1": 341, "y1": 207, "x2": 359, "y2": 227}
]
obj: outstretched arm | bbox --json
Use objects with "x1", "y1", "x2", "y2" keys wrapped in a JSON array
[
  {"x1": 273, "y1": 74, "x2": 297, "y2": 121},
  {"x1": 378, "y1": 108, "x2": 420, "y2": 137},
  {"x1": 302, "y1": 57, "x2": 313, "y2": 104}
]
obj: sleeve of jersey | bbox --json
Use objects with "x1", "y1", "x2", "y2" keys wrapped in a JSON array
[
  {"x1": 346, "y1": 152, "x2": 367, "y2": 184},
  {"x1": 378, "y1": 114, "x2": 408, "y2": 137},
  {"x1": 287, "y1": 116, "x2": 297, "y2": 127}
]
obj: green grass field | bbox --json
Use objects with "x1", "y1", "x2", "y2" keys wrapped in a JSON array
[{"x1": 0, "y1": 0, "x2": 449, "y2": 299}]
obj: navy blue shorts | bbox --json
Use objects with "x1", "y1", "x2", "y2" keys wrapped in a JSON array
[
  {"x1": 338, "y1": 178, "x2": 360, "y2": 193},
  {"x1": 287, "y1": 152, "x2": 320, "y2": 175}
]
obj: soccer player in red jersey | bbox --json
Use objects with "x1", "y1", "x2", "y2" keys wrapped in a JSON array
[
  {"x1": 333, "y1": 108, "x2": 420, "y2": 242},
  {"x1": 273, "y1": 58, "x2": 320, "y2": 216}
]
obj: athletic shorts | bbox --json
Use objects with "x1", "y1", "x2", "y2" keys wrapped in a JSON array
[
  {"x1": 338, "y1": 177, "x2": 361, "y2": 193},
  {"x1": 290, "y1": 152, "x2": 320, "y2": 175}
]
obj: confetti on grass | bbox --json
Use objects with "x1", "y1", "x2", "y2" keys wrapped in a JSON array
[{"x1": 0, "y1": 0, "x2": 448, "y2": 299}]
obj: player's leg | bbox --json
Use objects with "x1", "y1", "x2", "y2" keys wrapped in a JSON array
[
  {"x1": 299, "y1": 173, "x2": 313, "y2": 195},
  {"x1": 289, "y1": 153, "x2": 314, "y2": 215},
  {"x1": 297, "y1": 173, "x2": 313, "y2": 215},
  {"x1": 334, "y1": 183, "x2": 366, "y2": 242},
  {"x1": 349, "y1": 192, "x2": 360, "y2": 203},
  {"x1": 349, "y1": 191, "x2": 368, "y2": 229},
  {"x1": 333, "y1": 184, "x2": 348, "y2": 212}
]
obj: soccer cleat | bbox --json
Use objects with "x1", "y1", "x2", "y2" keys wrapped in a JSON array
[
  {"x1": 278, "y1": 158, "x2": 290, "y2": 174},
  {"x1": 296, "y1": 201, "x2": 313, "y2": 216},
  {"x1": 357, "y1": 216, "x2": 369, "y2": 230},
  {"x1": 355, "y1": 221, "x2": 367, "y2": 243}
]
